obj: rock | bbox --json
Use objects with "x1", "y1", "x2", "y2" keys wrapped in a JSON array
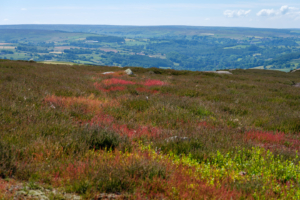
[
  {"x1": 102, "y1": 72, "x2": 115, "y2": 75},
  {"x1": 166, "y1": 136, "x2": 189, "y2": 142},
  {"x1": 148, "y1": 71, "x2": 155, "y2": 74},
  {"x1": 95, "y1": 193, "x2": 122, "y2": 199},
  {"x1": 125, "y1": 69, "x2": 133, "y2": 75},
  {"x1": 15, "y1": 190, "x2": 27, "y2": 196},
  {"x1": 15, "y1": 190, "x2": 49, "y2": 200},
  {"x1": 214, "y1": 71, "x2": 232, "y2": 74},
  {"x1": 65, "y1": 193, "x2": 82, "y2": 200},
  {"x1": 12, "y1": 183, "x2": 83, "y2": 200},
  {"x1": 293, "y1": 83, "x2": 300, "y2": 87},
  {"x1": 50, "y1": 103, "x2": 56, "y2": 109},
  {"x1": 203, "y1": 71, "x2": 232, "y2": 74}
]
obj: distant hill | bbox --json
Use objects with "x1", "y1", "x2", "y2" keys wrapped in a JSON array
[{"x1": 0, "y1": 24, "x2": 300, "y2": 38}]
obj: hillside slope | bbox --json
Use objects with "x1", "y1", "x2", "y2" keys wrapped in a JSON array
[{"x1": 1, "y1": 60, "x2": 300, "y2": 199}]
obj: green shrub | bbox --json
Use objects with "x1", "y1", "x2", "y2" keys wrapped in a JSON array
[
  {"x1": 82, "y1": 126, "x2": 121, "y2": 150},
  {"x1": 189, "y1": 106, "x2": 211, "y2": 117},
  {"x1": 157, "y1": 139, "x2": 204, "y2": 161},
  {"x1": 69, "y1": 180, "x2": 92, "y2": 195}
]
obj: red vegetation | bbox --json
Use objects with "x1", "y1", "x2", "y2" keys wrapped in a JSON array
[
  {"x1": 88, "y1": 114, "x2": 115, "y2": 126},
  {"x1": 45, "y1": 95, "x2": 162, "y2": 139},
  {"x1": 114, "y1": 124, "x2": 161, "y2": 138},
  {"x1": 0, "y1": 179, "x2": 15, "y2": 199},
  {"x1": 245, "y1": 131, "x2": 285, "y2": 144},
  {"x1": 0, "y1": 179, "x2": 6, "y2": 197},
  {"x1": 142, "y1": 79, "x2": 167, "y2": 86},
  {"x1": 94, "y1": 83, "x2": 126, "y2": 92},
  {"x1": 88, "y1": 115, "x2": 161, "y2": 139},
  {"x1": 51, "y1": 161, "x2": 89, "y2": 187},
  {"x1": 245, "y1": 130, "x2": 300, "y2": 151},
  {"x1": 93, "y1": 77, "x2": 166, "y2": 93},
  {"x1": 102, "y1": 78, "x2": 135, "y2": 86},
  {"x1": 198, "y1": 121, "x2": 215, "y2": 129}
]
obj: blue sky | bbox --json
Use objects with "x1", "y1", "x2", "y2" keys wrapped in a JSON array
[{"x1": 1, "y1": 0, "x2": 300, "y2": 28}]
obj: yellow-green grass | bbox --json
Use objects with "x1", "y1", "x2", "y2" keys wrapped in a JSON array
[{"x1": 39, "y1": 61, "x2": 79, "y2": 65}]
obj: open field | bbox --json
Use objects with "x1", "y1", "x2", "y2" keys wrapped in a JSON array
[
  {"x1": 38, "y1": 61, "x2": 79, "y2": 65},
  {"x1": 0, "y1": 46, "x2": 15, "y2": 49},
  {"x1": 1, "y1": 60, "x2": 300, "y2": 199}
]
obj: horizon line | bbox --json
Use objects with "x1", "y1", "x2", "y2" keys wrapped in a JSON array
[{"x1": 0, "y1": 24, "x2": 299, "y2": 30}]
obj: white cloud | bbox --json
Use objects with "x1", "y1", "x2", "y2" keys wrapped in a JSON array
[
  {"x1": 205, "y1": 18, "x2": 210, "y2": 21},
  {"x1": 21, "y1": 8, "x2": 27, "y2": 11},
  {"x1": 256, "y1": 9, "x2": 276, "y2": 16},
  {"x1": 280, "y1": 5, "x2": 297, "y2": 15},
  {"x1": 3, "y1": 19, "x2": 8, "y2": 21},
  {"x1": 257, "y1": 5, "x2": 299, "y2": 17},
  {"x1": 224, "y1": 9, "x2": 251, "y2": 18}
]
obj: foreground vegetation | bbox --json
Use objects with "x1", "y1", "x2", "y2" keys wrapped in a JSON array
[{"x1": 1, "y1": 60, "x2": 300, "y2": 199}]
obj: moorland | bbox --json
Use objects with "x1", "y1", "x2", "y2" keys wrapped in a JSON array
[
  {"x1": 1, "y1": 59, "x2": 300, "y2": 199},
  {"x1": 0, "y1": 25, "x2": 300, "y2": 71}
]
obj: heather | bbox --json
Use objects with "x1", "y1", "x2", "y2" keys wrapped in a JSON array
[{"x1": 1, "y1": 60, "x2": 300, "y2": 199}]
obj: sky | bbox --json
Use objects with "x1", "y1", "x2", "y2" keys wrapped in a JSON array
[{"x1": 1, "y1": 0, "x2": 300, "y2": 28}]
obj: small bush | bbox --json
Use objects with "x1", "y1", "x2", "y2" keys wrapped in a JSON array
[
  {"x1": 82, "y1": 126, "x2": 121, "y2": 150},
  {"x1": 157, "y1": 139, "x2": 204, "y2": 161},
  {"x1": 70, "y1": 180, "x2": 92, "y2": 194},
  {"x1": 189, "y1": 106, "x2": 211, "y2": 117}
]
